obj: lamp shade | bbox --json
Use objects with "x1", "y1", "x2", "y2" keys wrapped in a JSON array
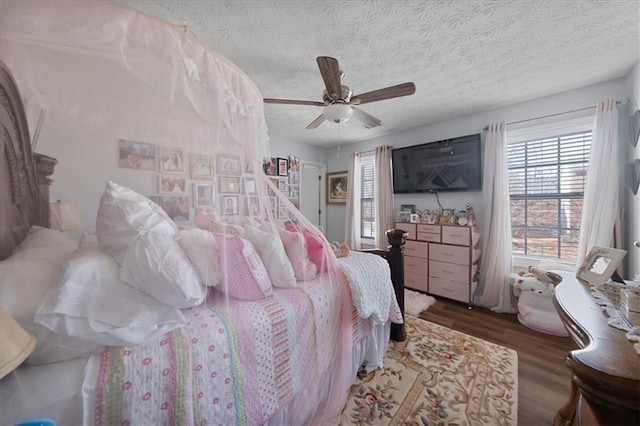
[
  {"x1": 50, "y1": 200, "x2": 84, "y2": 232},
  {"x1": 323, "y1": 104, "x2": 353, "y2": 124},
  {"x1": 0, "y1": 308, "x2": 35, "y2": 379}
]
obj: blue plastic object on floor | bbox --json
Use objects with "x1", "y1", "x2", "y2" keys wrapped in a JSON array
[{"x1": 16, "y1": 419, "x2": 56, "y2": 426}]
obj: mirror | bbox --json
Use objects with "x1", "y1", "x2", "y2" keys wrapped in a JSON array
[{"x1": 576, "y1": 246, "x2": 627, "y2": 285}]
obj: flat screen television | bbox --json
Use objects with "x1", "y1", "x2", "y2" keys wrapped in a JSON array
[{"x1": 392, "y1": 133, "x2": 482, "y2": 193}]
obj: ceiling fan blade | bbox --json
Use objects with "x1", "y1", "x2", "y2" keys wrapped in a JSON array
[
  {"x1": 306, "y1": 113, "x2": 326, "y2": 129},
  {"x1": 351, "y1": 82, "x2": 416, "y2": 105},
  {"x1": 352, "y1": 107, "x2": 383, "y2": 129},
  {"x1": 316, "y1": 56, "x2": 342, "y2": 99},
  {"x1": 264, "y1": 98, "x2": 325, "y2": 106}
]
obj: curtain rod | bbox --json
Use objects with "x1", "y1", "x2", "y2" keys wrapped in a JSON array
[{"x1": 483, "y1": 99, "x2": 628, "y2": 131}]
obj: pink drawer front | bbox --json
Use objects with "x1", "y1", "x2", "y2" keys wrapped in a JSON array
[
  {"x1": 429, "y1": 243, "x2": 470, "y2": 265},
  {"x1": 417, "y1": 232, "x2": 441, "y2": 243},
  {"x1": 429, "y1": 260, "x2": 470, "y2": 284},
  {"x1": 395, "y1": 223, "x2": 416, "y2": 240},
  {"x1": 429, "y1": 277, "x2": 470, "y2": 303},
  {"x1": 405, "y1": 257, "x2": 428, "y2": 275},
  {"x1": 404, "y1": 240, "x2": 428, "y2": 259},
  {"x1": 441, "y1": 226, "x2": 470, "y2": 246},
  {"x1": 405, "y1": 272, "x2": 428, "y2": 293}
]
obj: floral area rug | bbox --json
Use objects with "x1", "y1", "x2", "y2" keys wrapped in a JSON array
[{"x1": 339, "y1": 316, "x2": 518, "y2": 425}]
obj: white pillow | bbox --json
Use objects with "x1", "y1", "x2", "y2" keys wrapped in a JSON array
[
  {"x1": 0, "y1": 226, "x2": 78, "y2": 333},
  {"x1": 120, "y1": 232, "x2": 205, "y2": 308},
  {"x1": 244, "y1": 224, "x2": 297, "y2": 288},
  {"x1": 96, "y1": 181, "x2": 177, "y2": 265},
  {"x1": 176, "y1": 228, "x2": 221, "y2": 287},
  {"x1": 30, "y1": 245, "x2": 186, "y2": 364}
]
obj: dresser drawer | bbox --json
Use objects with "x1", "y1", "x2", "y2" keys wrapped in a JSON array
[
  {"x1": 429, "y1": 260, "x2": 469, "y2": 284},
  {"x1": 441, "y1": 226, "x2": 470, "y2": 246},
  {"x1": 417, "y1": 231, "x2": 441, "y2": 243},
  {"x1": 404, "y1": 240, "x2": 428, "y2": 258},
  {"x1": 429, "y1": 277, "x2": 470, "y2": 303},
  {"x1": 429, "y1": 244, "x2": 470, "y2": 266},
  {"x1": 395, "y1": 223, "x2": 416, "y2": 240},
  {"x1": 417, "y1": 224, "x2": 441, "y2": 235},
  {"x1": 405, "y1": 257, "x2": 428, "y2": 275},
  {"x1": 405, "y1": 272, "x2": 428, "y2": 293}
]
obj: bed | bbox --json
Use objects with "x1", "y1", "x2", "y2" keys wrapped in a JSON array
[{"x1": 0, "y1": 17, "x2": 405, "y2": 425}]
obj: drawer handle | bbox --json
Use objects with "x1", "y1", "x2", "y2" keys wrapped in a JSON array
[{"x1": 442, "y1": 270, "x2": 454, "y2": 274}]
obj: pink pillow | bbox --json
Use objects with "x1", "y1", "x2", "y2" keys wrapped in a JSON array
[
  {"x1": 285, "y1": 223, "x2": 328, "y2": 272},
  {"x1": 195, "y1": 210, "x2": 219, "y2": 230},
  {"x1": 214, "y1": 234, "x2": 273, "y2": 301},
  {"x1": 279, "y1": 229, "x2": 317, "y2": 282}
]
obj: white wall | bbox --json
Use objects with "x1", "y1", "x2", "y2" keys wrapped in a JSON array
[
  {"x1": 268, "y1": 136, "x2": 327, "y2": 164},
  {"x1": 624, "y1": 61, "x2": 640, "y2": 279},
  {"x1": 324, "y1": 77, "x2": 628, "y2": 245}
]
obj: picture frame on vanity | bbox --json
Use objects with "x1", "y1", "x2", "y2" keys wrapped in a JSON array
[{"x1": 576, "y1": 246, "x2": 627, "y2": 285}]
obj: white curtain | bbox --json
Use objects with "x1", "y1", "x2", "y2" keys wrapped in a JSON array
[
  {"x1": 345, "y1": 152, "x2": 362, "y2": 249},
  {"x1": 474, "y1": 122, "x2": 517, "y2": 313},
  {"x1": 374, "y1": 146, "x2": 394, "y2": 249},
  {"x1": 576, "y1": 100, "x2": 620, "y2": 267}
]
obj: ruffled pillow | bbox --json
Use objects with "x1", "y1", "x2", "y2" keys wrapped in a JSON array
[
  {"x1": 176, "y1": 228, "x2": 221, "y2": 287},
  {"x1": 285, "y1": 222, "x2": 329, "y2": 272},
  {"x1": 279, "y1": 229, "x2": 317, "y2": 282},
  {"x1": 215, "y1": 233, "x2": 273, "y2": 300},
  {"x1": 244, "y1": 224, "x2": 297, "y2": 288}
]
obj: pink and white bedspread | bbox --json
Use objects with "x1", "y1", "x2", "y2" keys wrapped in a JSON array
[{"x1": 82, "y1": 274, "x2": 366, "y2": 425}]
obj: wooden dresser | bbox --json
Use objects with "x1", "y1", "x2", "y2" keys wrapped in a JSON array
[
  {"x1": 553, "y1": 274, "x2": 640, "y2": 425},
  {"x1": 394, "y1": 222, "x2": 480, "y2": 304}
]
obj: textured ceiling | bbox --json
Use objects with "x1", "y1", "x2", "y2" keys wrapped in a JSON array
[{"x1": 119, "y1": 0, "x2": 639, "y2": 147}]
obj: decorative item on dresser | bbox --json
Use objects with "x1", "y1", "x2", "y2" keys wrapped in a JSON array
[{"x1": 394, "y1": 222, "x2": 481, "y2": 306}]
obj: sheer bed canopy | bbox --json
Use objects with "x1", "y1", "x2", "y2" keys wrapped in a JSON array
[{"x1": 0, "y1": 1, "x2": 403, "y2": 424}]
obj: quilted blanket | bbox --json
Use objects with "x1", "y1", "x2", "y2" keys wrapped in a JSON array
[
  {"x1": 338, "y1": 251, "x2": 403, "y2": 325},
  {"x1": 82, "y1": 275, "x2": 364, "y2": 425}
]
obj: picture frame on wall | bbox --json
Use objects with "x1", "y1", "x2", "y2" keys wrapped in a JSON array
[
  {"x1": 326, "y1": 171, "x2": 348, "y2": 204},
  {"x1": 159, "y1": 146, "x2": 185, "y2": 173},
  {"x1": 118, "y1": 139, "x2": 157, "y2": 170},
  {"x1": 245, "y1": 196, "x2": 261, "y2": 216},
  {"x1": 277, "y1": 158, "x2": 289, "y2": 176},
  {"x1": 243, "y1": 177, "x2": 257, "y2": 195},
  {"x1": 222, "y1": 195, "x2": 239, "y2": 215},
  {"x1": 159, "y1": 174, "x2": 186, "y2": 194},
  {"x1": 219, "y1": 176, "x2": 240, "y2": 194},
  {"x1": 190, "y1": 154, "x2": 214, "y2": 180},
  {"x1": 264, "y1": 157, "x2": 277, "y2": 176},
  {"x1": 193, "y1": 183, "x2": 214, "y2": 207},
  {"x1": 217, "y1": 154, "x2": 241, "y2": 176},
  {"x1": 148, "y1": 195, "x2": 189, "y2": 222}
]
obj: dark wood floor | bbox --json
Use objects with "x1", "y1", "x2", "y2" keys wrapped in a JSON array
[{"x1": 417, "y1": 297, "x2": 577, "y2": 426}]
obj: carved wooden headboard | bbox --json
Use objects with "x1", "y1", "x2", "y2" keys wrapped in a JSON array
[{"x1": 0, "y1": 60, "x2": 57, "y2": 260}]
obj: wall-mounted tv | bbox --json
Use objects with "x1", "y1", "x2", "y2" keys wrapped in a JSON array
[{"x1": 392, "y1": 133, "x2": 482, "y2": 193}]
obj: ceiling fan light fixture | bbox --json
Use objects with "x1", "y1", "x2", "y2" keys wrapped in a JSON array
[{"x1": 323, "y1": 103, "x2": 353, "y2": 123}]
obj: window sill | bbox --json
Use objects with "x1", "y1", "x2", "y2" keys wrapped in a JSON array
[{"x1": 513, "y1": 255, "x2": 576, "y2": 271}]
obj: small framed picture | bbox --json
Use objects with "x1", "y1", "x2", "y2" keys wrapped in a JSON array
[
  {"x1": 576, "y1": 246, "x2": 627, "y2": 285},
  {"x1": 222, "y1": 195, "x2": 239, "y2": 215},
  {"x1": 326, "y1": 171, "x2": 348, "y2": 204},
  {"x1": 190, "y1": 154, "x2": 214, "y2": 180},
  {"x1": 277, "y1": 178, "x2": 288, "y2": 193},
  {"x1": 277, "y1": 203, "x2": 289, "y2": 219},
  {"x1": 159, "y1": 174, "x2": 186, "y2": 194},
  {"x1": 217, "y1": 154, "x2": 241, "y2": 176},
  {"x1": 289, "y1": 186, "x2": 299, "y2": 199},
  {"x1": 118, "y1": 139, "x2": 157, "y2": 170},
  {"x1": 245, "y1": 196, "x2": 261, "y2": 216},
  {"x1": 243, "y1": 177, "x2": 257, "y2": 195},
  {"x1": 193, "y1": 183, "x2": 214, "y2": 207},
  {"x1": 289, "y1": 171, "x2": 299, "y2": 185},
  {"x1": 410, "y1": 213, "x2": 420, "y2": 223},
  {"x1": 288, "y1": 156, "x2": 299, "y2": 172},
  {"x1": 277, "y1": 158, "x2": 289, "y2": 176},
  {"x1": 219, "y1": 176, "x2": 240, "y2": 194},
  {"x1": 159, "y1": 146, "x2": 185, "y2": 173},
  {"x1": 401, "y1": 204, "x2": 416, "y2": 213},
  {"x1": 264, "y1": 157, "x2": 277, "y2": 176},
  {"x1": 148, "y1": 195, "x2": 190, "y2": 222}
]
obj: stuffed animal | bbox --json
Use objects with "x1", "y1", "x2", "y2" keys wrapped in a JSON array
[
  {"x1": 510, "y1": 273, "x2": 554, "y2": 297},
  {"x1": 526, "y1": 266, "x2": 562, "y2": 285},
  {"x1": 331, "y1": 241, "x2": 350, "y2": 258}
]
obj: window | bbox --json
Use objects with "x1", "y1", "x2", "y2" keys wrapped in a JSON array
[
  {"x1": 360, "y1": 154, "x2": 375, "y2": 239},
  {"x1": 507, "y1": 130, "x2": 591, "y2": 261}
]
